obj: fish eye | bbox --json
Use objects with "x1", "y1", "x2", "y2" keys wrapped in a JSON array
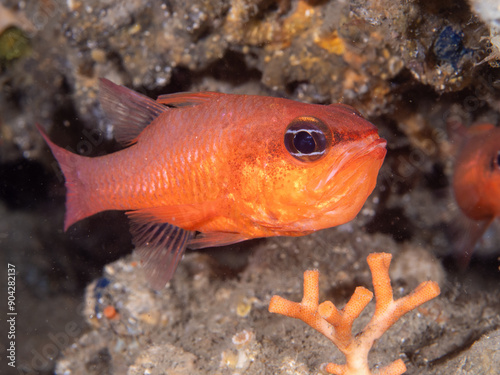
[
  {"x1": 284, "y1": 116, "x2": 332, "y2": 162},
  {"x1": 493, "y1": 150, "x2": 500, "y2": 171}
]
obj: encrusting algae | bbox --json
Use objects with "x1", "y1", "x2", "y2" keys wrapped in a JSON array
[{"x1": 269, "y1": 253, "x2": 441, "y2": 375}]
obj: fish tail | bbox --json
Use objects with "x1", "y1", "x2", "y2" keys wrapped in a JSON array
[
  {"x1": 447, "y1": 209, "x2": 492, "y2": 269},
  {"x1": 36, "y1": 124, "x2": 92, "y2": 231}
]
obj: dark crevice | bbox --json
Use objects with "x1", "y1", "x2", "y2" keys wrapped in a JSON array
[
  {"x1": 365, "y1": 207, "x2": 413, "y2": 242},
  {"x1": 415, "y1": 0, "x2": 471, "y2": 24},
  {"x1": 202, "y1": 49, "x2": 262, "y2": 85},
  {"x1": 421, "y1": 326, "x2": 500, "y2": 367},
  {"x1": 0, "y1": 160, "x2": 51, "y2": 210},
  {"x1": 424, "y1": 162, "x2": 448, "y2": 192},
  {"x1": 285, "y1": 80, "x2": 308, "y2": 96}
]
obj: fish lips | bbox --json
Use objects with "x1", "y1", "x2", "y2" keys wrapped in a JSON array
[
  {"x1": 366, "y1": 137, "x2": 387, "y2": 160},
  {"x1": 313, "y1": 135, "x2": 387, "y2": 190}
]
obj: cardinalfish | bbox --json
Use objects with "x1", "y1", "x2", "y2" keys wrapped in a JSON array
[
  {"x1": 450, "y1": 121, "x2": 500, "y2": 266},
  {"x1": 37, "y1": 79, "x2": 387, "y2": 289}
]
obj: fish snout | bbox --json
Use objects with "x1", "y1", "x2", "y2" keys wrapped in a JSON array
[{"x1": 366, "y1": 137, "x2": 387, "y2": 160}]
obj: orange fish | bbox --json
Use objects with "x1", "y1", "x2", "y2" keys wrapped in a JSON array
[
  {"x1": 450, "y1": 122, "x2": 500, "y2": 266},
  {"x1": 37, "y1": 78, "x2": 386, "y2": 288}
]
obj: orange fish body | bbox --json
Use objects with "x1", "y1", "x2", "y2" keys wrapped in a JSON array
[
  {"x1": 453, "y1": 123, "x2": 500, "y2": 220},
  {"x1": 451, "y1": 122, "x2": 500, "y2": 265},
  {"x1": 38, "y1": 79, "x2": 386, "y2": 288}
]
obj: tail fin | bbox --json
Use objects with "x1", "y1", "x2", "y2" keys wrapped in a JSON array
[
  {"x1": 36, "y1": 124, "x2": 92, "y2": 231},
  {"x1": 448, "y1": 211, "x2": 492, "y2": 269}
]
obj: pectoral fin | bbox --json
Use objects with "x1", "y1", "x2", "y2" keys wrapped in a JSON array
[{"x1": 127, "y1": 201, "x2": 220, "y2": 230}]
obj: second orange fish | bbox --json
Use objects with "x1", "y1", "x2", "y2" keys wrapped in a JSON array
[
  {"x1": 37, "y1": 79, "x2": 386, "y2": 288},
  {"x1": 451, "y1": 121, "x2": 500, "y2": 266}
]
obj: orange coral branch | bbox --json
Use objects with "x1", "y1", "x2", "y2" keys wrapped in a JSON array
[{"x1": 268, "y1": 252, "x2": 440, "y2": 375}]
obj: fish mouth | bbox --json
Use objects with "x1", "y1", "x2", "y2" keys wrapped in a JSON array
[
  {"x1": 364, "y1": 137, "x2": 387, "y2": 159},
  {"x1": 312, "y1": 135, "x2": 387, "y2": 192}
]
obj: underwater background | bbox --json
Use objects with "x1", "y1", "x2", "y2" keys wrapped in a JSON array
[{"x1": 0, "y1": 0, "x2": 499, "y2": 374}]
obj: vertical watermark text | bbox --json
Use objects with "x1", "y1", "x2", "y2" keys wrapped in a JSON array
[{"x1": 7, "y1": 263, "x2": 17, "y2": 368}]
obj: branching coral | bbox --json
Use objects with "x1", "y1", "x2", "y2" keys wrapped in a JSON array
[{"x1": 268, "y1": 252, "x2": 440, "y2": 375}]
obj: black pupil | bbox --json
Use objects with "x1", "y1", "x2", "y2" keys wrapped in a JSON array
[
  {"x1": 294, "y1": 131, "x2": 316, "y2": 154},
  {"x1": 284, "y1": 116, "x2": 331, "y2": 162},
  {"x1": 497, "y1": 151, "x2": 500, "y2": 168}
]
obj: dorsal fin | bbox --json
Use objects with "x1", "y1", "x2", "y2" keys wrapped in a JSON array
[
  {"x1": 99, "y1": 78, "x2": 167, "y2": 146},
  {"x1": 157, "y1": 91, "x2": 221, "y2": 107}
]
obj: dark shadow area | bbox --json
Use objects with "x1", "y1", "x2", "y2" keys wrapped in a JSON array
[
  {"x1": 0, "y1": 160, "x2": 51, "y2": 210},
  {"x1": 365, "y1": 207, "x2": 414, "y2": 242},
  {"x1": 202, "y1": 50, "x2": 263, "y2": 86}
]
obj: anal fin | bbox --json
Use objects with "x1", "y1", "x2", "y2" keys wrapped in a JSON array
[
  {"x1": 188, "y1": 232, "x2": 249, "y2": 249},
  {"x1": 129, "y1": 215, "x2": 194, "y2": 290}
]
